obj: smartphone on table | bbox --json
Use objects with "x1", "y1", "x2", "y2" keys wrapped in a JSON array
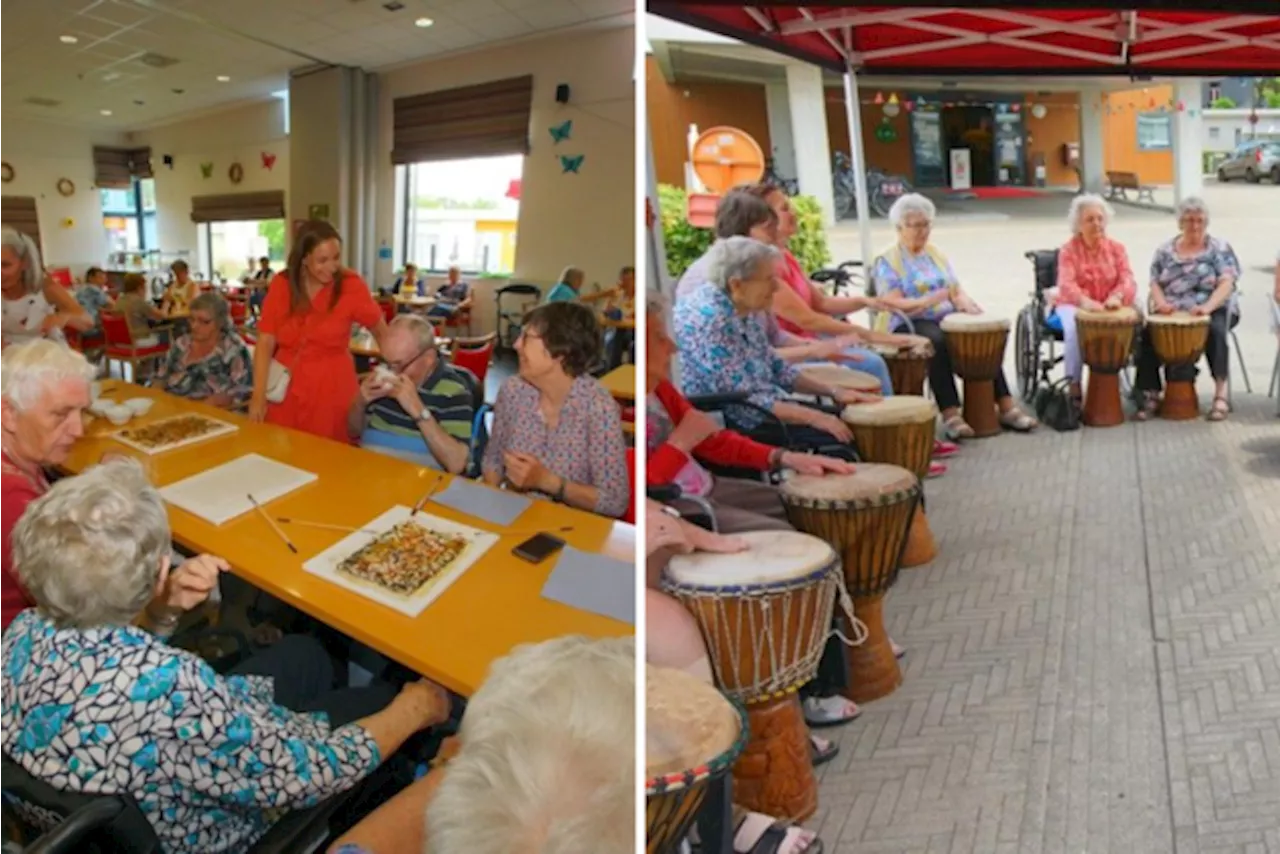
[{"x1": 513, "y1": 533, "x2": 566, "y2": 564}]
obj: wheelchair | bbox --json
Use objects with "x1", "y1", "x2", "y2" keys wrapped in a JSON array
[{"x1": 1013, "y1": 249, "x2": 1067, "y2": 402}]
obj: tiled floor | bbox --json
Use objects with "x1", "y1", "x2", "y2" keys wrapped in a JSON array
[{"x1": 812, "y1": 395, "x2": 1280, "y2": 854}]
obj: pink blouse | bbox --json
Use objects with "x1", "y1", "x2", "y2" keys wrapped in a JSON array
[
  {"x1": 1055, "y1": 235, "x2": 1137, "y2": 307},
  {"x1": 776, "y1": 251, "x2": 820, "y2": 338}
]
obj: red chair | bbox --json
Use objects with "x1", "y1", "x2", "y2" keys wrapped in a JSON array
[
  {"x1": 623, "y1": 448, "x2": 636, "y2": 524},
  {"x1": 64, "y1": 328, "x2": 105, "y2": 357},
  {"x1": 378, "y1": 299, "x2": 397, "y2": 324},
  {"x1": 442, "y1": 305, "x2": 473, "y2": 337},
  {"x1": 101, "y1": 312, "x2": 168, "y2": 383},
  {"x1": 449, "y1": 333, "x2": 496, "y2": 386},
  {"x1": 46, "y1": 267, "x2": 74, "y2": 288},
  {"x1": 229, "y1": 300, "x2": 249, "y2": 331}
]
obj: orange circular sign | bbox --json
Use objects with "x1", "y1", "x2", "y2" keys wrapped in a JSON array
[{"x1": 691, "y1": 126, "x2": 765, "y2": 194}]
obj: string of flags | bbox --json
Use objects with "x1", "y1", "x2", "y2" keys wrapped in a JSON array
[{"x1": 839, "y1": 91, "x2": 1203, "y2": 118}]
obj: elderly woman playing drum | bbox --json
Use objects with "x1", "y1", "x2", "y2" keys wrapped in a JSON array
[
  {"x1": 871, "y1": 194, "x2": 1038, "y2": 439},
  {"x1": 1053, "y1": 194, "x2": 1139, "y2": 403},
  {"x1": 1131, "y1": 196, "x2": 1241, "y2": 421}
]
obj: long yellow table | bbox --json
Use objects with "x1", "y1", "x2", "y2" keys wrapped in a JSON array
[
  {"x1": 599, "y1": 364, "x2": 636, "y2": 402},
  {"x1": 67, "y1": 382, "x2": 634, "y2": 697}
]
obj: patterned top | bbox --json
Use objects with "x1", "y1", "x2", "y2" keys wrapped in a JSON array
[
  {"x1": 1055, "y1": 235, "x2": 1137, "y2": 307},
  {"x1": 154, "y1": 331, "x2": 253, "y2": 406},
  {"x1": 1, "y1": 290, "x2": 59, "y2": 348},
  {"x1": 74, "y1": 286, "x2": 114, "y2": 328},
  {"x1": 871, "y1": 245, "x2": 959, "y2": 327},
  {"x1": 1, "y1": 610, "x2": 380, "y2": 854},
  {"x1": 645, "y1": 394, "x2": 713, "y2": 497},
  {"x1": 362, "y1": 360, "x2": 476, "y2": 469},
  {"x1": 482, "y1": 375, "x2": 629, "y2": 517},
  {"x1": 436, "y1": 280, "x2": 470, "y2": 303},
  {"x1": 671, "y1": 282, "x2": 799, "y2": 430},
  {"x1": 543, "y1": 282, "x2": 578, "y2": 304},
  {"x1": 1149, "y1": 235, "x2": 1240, "y2": 312}
]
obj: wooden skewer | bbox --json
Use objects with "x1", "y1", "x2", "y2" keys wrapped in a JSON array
[
  {"x1": 410, "y1": 476, "x2": 447, "y2": 517},
  {"x1": 277, "y1": 518, "x2": 380, "y2": 536},
  {"x1": 247, "y1": 493, "x2": 297, "y2": 554}
]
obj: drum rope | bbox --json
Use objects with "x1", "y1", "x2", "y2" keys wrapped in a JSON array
[{"x1": 830, "y1": 571, "x2": 869, "y2": 647}]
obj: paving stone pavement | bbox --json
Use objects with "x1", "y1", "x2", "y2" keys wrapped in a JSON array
[{"x1": 813, "y1": 395, "x2": 1280, "y2": 854}]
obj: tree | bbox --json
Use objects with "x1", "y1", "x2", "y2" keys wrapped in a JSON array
[{"x1": 258, "y1": 220, "x2": 285, "y2": 261}]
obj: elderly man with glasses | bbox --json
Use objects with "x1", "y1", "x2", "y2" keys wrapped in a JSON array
[{"x1": 346, "y1": 314, "x2": 477, "y2": 474}]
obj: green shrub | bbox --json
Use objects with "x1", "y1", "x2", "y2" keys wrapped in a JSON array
[
  {"x1": 1210, "y1": 96, "x2": 1237, "y2": 109},
  {"x1": 658, "y1": 184, "x2": 833, "y2": 279}
]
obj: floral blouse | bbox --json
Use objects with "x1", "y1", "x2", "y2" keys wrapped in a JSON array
[
  {"x1": 155, "y1": 331, "x2": 253, "y2": 406},
  {"x1": 671, "y1": 282, "x2": 798, "y2": 430},
  {"x1": 1, "y1": 611, "x2": 380, "y2": 854},
  {"x1": 871, "y1": 246, "x2": 959, "y2": 327},
  {"x1": 74, "y1": 286, "x2": 113, "y2": 328},
  {"x1": 1, "y1": 291, "x2": 60, "y2": 348},
  {"x1": 1149, "y1": 235, "x2": 1239, "y2": 312},
  {"x1": 481, "y1": 374, "x2": 629, "y2": 518}
]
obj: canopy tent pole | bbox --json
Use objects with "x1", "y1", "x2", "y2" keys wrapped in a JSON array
[{"x1": 841, "y1": 53, "x2": 875, "y2": 274}]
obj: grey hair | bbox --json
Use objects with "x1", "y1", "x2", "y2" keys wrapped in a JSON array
[
  {"x1": 1067, "y1": 193, "x2": 1113, "y2": 234},
  {"x1": 888, "y1": 193, "x2": 937, "y2": 228},
  {"x1": 558, "y1": 266, "x2": 584, "y2": 288},
  {"x1": 427, "y1": 636, "x2": 635, "y2": 854},
  {"x1": 389, "y1": 313, "x2": 436, "y2": 351},
  {"x1": 1175, "y1": 195, "x2": 1210, "y2": 225},
  {"x1": 707, "y1": 236, "x2": 780, "y2": 291},
  {"x1": 189, "y1": 291, "x2": 231, "y2": 334},
  {"x1": 2, "y1": 226, "x2": 44, "y2": 294},
  {"x1": 12, "y1": 459, "x2": 170, "y2": 629},
  {"x1": 1, "y1": 339, "x2": 95, "y2": 410}
]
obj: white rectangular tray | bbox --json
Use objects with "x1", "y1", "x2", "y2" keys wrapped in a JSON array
[
  {"x1": 303, "y1": 505, "x2": 497, "y2": 618},
  {"x1": 111, "y1": 413, "x2": 239, "y2": 455},
  {"x1": 159, "y1": 453, "x2": 318, "y2": 526}
]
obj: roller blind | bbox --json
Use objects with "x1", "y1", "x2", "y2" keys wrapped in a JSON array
[
  {"x1": 190, "y1": 190, "x2": 286, "y2": 223},
  {"x1": 391, "y1": 74, "x2": 533, "y2": 165},
  {"x1": 93, "y1": 146, "x2": 153, "y2": 188},
  {"x1": 1, "y1": 196, "x2": 41, "y2": 255}
]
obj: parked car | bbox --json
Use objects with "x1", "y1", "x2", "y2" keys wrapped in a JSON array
[{"x1": 1216, "y1": 140, "x2": 1280, "y2": 184}]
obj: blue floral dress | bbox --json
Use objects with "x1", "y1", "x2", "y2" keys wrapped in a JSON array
[{"x1": 1149, "y1": 236, "x2": 1240, "y2": 312}]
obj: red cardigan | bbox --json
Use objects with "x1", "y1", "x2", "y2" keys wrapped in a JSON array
[{"x1": 648, "y1": 380, "x2": 775, "y2": 485}]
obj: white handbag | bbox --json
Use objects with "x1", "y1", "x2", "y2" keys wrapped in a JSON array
[{"x1": 265, "y1": 359, "x2": 291, "y2": 403}]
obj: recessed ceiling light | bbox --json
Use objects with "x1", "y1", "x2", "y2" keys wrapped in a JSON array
[
  {"x1": 60, "y1": 34, "x2": 78, "y2": 44},
  {"x1": 415, "y1": 17, "x2": 434, "y2": 27},
  {"x1": 100, "y1": 109, "x2": 113, "y2": 116},
  {"x1": 216, "y1": 75, "x2": 230, "y2": 82}
]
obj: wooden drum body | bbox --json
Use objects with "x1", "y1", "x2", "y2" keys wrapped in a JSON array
[
  {"x1": 646, "y1": 666, "x2": 748, "y2": 854},
  {"x1": 1076, "y1": 308, "x2": 1139, "y2": 428},
  {"x1": 842, "y1": 396, "x2": 940, "y2": 568},
  {"x1": 940, "y1": 313, "x2": 1010, "y2": 437},
  {"x1": 662, "y1": 532, "x2": 841, "y2": 821},
  {"x1": 1147, "y1": 313, "x2": 1210, "y2": 420},
  {"x1": 778, "y1": 465, "x2": 920, "y2": 704},
  {"x1": 798, "y1": 362, "x2": 883, "y2": 395},
  {"x1": 876, "y1": 344, "x2": 933, "y2": 396}
]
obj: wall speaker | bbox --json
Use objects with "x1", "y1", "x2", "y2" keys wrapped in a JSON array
[{"x1": 555, "y1": 84, "x2": 570, "y2": 104}]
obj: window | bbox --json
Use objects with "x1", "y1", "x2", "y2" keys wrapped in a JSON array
[
  {"x1": 1208, "y1": 126, "x2": 1220, "y2": 139},
  {"x1": 101, "y1": 178, "x2": 156, "y2": 253},
  {"x1": 1136, "y1": 113, "x2": 1172, "y2": 151},
  {"x1": 394, "y1": 154, "x2": 522, "y2": 276},
  {"x1": 204, "y1": 219, "x2": 286, "y2": 282}
]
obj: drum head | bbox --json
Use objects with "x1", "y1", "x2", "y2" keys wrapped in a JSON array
[
  {"x1": 1147, "y1": 312, "x2": 1209, "y2": 327},
  {"x1": 842, "y1": 395, "x2": 938, "y2": 426},
  {"x1": 664, "y1": 530, "x2": 835, "y2": 588},
  {"x1": 798, "y1": 363, "x2": 882, "y2": 392},
  {"x1": 940, "y1": 312, "x2": 1009, "y2": 333},
  {"x1": 780, "y1": 463, "x2": 917, "y2": 505},
  {"x1": 646, "y1": 665, "x2": 742, "y2": 785},
  {"x1": 874, "y1": 344, "x2": 932, "y2": 359},
  {"x1": 1078, "y1": 307, "x2": 1139, "y2": 324}
]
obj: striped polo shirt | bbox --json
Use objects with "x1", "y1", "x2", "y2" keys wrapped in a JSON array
[{"x1": 362, "y1": 361, "x2": 476, "y2": 469}]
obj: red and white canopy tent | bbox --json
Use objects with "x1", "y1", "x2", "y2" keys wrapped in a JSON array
[{"x1": 645, "y1": 1, "x2": 1280, "y2": 276}]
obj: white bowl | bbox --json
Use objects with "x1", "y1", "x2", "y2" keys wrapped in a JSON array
[
  {"x1": 105, "y1": 405, "x2": 132, "y2": 426},
  {"x1": 123, "y1": 398, "x2": 154, "y2": 416},
  {"x1": 90, "y1": 381, "x2": 103, "y2": 401},
  {"x1": 89, "y1": 399, "x2": 114, "y2": 417}
]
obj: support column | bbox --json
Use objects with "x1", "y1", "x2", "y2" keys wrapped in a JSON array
[
  {"x1": 842, "y1": 67, "x2": 873, "y2": 271},
  {"x1": 765, "y1": 81, "x2": 797, "y2": 181},
  {"x1": 785, "y1": 63, "x2": 835, "y2": 226},
  {"x1": 1171, "y1": 78, "x2": 1204, "y2": 204},
  {"x1": 1078, "y1": 88, "x2": 1106, "y2": 194}
]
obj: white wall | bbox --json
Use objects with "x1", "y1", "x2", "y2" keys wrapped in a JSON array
[
  {"x1": 0, "y1": 116, "x2": 127, "y2": 271},
  {"x1": 128, "y1": 99, "x2": 289, "y2": 268},
  {"x1": 1201, "y1": 108, "x2": 1280, "y2": 153}
]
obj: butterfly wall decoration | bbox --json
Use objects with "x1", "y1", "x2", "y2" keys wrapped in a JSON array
[
  {"x1": 199, "y1": 162, "x2": 213, "y2": 179},
  {"x1": 549, "y1": 120, "x2": 573, "y2": 144},
  {"x1": 559, "y1": 154, "x2": 585, "y2": 174}
]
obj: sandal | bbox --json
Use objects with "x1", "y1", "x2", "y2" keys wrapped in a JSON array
[
  {"x1": 809, "y1": 734, "x2": 839, "y2": 767},
  {"x1": 932, "y1": 439, "x2": 959, "y2": 459},
  {"x1": 1133, "y1": 392, "x2": 1160, "y2": 422},
  {"x1": 891, "y1": 638, "x2": 906, "y2": 659},
  {"x1": 926, "y1": 461, "x2": 947, "y2": 479},
  {"x1": 943, "y1": 414, "x2": 974, "y2": 440},
  {"x1": 803, "y1": 695, "x2": 861, "y2": 729},
  {"x1": 999, "y1": 407, "x2": 1039, "y2": 432},
  {"x1": 1207, "y1": 396, "x2": 1229, "y2": 422},
  {"x1": 733, "y1": 810, "x2": 824, "y2": 854}
]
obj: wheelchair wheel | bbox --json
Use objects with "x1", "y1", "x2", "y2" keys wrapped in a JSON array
[{"x1": 1014, "y1": 307, "x2": 1040, "y2": 402}]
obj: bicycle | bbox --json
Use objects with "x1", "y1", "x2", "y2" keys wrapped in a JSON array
[
  {"x1": 763, "y1": 155, "x2": 800, "y2": 196},
  {"x1": 832, "y1": 154, "x2": 913, "y2": 220}
]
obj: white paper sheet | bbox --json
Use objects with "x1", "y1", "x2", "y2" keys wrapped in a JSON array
[
  {"x1": 158, "y1": 453, "x2": 318, "y2": 525},
  {"x1": 302, "y1": 505, "x2": 497, "y2": 618}
]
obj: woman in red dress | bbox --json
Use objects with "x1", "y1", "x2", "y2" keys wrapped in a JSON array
[{"x1": 249, "y1": 220, "x2": 389, "y2": 442}]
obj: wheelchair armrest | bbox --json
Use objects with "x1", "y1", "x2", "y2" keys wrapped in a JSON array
[
  {"x1": 809, "y1": 269, "x2": 843, "y2": 285},
  {"x1": 26, "y1": 800, "x2": 129, "y2": 854},
  {"x1": 686, "y1": 392, "x2": 749, "y2": 409},
  {"x1": 246, "y1": 789, "x2": 356, "y2": 854},
  {"x1": 646, "y1": 483, "x2": 683, "y2": 503}
]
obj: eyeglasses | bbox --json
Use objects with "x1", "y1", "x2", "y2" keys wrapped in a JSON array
[
  {"x1": 902, "y1": 221, "x2": 932, "y2": 231},
  {"x1": 386, "y1": 345, "x2": 434, "y2": 374}
]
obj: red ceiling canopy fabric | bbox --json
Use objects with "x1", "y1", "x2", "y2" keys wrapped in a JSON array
[{"x1": 648, "y1": 3, "x2": 1280, "y2": 76}]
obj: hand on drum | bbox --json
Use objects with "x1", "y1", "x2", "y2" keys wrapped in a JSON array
[
  {"x1": 809, "y1": 411, "x2": 853, "y2": 443},
  {"x1": 833, "y1": 387, "x2": 881, "y2": 407},
  {"x1": 668, "y1": 409, "x2": 721, "y2": 452},
  {"x1": 810, "y1": 337, "x2": 863, "y2": 363},
  {"x1": 955, "y1": 294, "x2": 982, "y2": 314},
  {"x1": 1152, "y1": 296, "x2": 1176, "y2": 315},
  {"x1": 645, "y1": 500, "x2": 748, "y2": 557},
  {"x1": 1189, "y1": 303, "x2": 1213, "y2": 317},
  {"x1": 1104, "y1": 294, "x2": 1123, "y2": 310},
  {"x1": 782, "y1": 451, "x2": 856, "y2": 476}
]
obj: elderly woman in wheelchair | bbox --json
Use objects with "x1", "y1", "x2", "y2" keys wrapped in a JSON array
[
  {"x1": 871, "y1": 193, "x2": 1039, "y2": 439},
  {"x1": 1131, "y1": 196, "x2": 1242, "y2": 422}
]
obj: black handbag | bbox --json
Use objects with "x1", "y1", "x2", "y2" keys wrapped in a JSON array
[{"x1": 1032, "y1": 378, "x2": 1081, "y2": 432}]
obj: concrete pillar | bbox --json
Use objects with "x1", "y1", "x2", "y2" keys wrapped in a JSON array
[
  {"x1": 1079, "y1": 88, "x2": 1106, "y2": 194},
  {"x1": 785, "y1": 63, "x2": 835, "y2": 226},
  {"x1": 1171, "y1": 78, "x2": 1204, "y2": 204},
  {"x1": 765, "y1": 81, "x2": 797, "y2": 181}
]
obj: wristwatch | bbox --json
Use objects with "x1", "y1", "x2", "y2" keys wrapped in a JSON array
[{"x1": 416, "y1": 408, "x2": 434, "y2": 424}]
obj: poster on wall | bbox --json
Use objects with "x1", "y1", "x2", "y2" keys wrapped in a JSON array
[
  {"x1": 949, "y1": 149, "x2": 972, "y2": 191},
  {"x1": 994, "y1": 111, "x2": 1026, "y2": 185},
  {"x1": 910, "y1": 110, "x2": 945, "y2": 187}
]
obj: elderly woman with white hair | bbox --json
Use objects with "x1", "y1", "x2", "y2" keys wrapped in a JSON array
[
  {"x1": 1, "y1": 226, "x2": 91, "y2": 347},
  {"x1": 872, "y1": 194, "x2": 1039, "y2": 438},
  {"x1": 154, "y1": 291, "x2": 253, "y2": 409},
  {"x1": 327, "y1": 635, "x2": 635, "y2": 854},
  {"x1": 1131, "y1": 196, "x2": 1241, "y2": 421},
  {"x1": 1053, "y1": 193, "x2": 1139, "y2": 403},
  {"x1": 1, "y1": 458, "x2": 451, "y2": 854},
  {"x1": 544, "y1": 265, "x2": 585, "y2": 303},
  {"x1": 673, "y1": 236, "x2": 881, "y2": 450}
]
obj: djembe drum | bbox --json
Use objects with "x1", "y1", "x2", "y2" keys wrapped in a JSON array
[
  {"x1": 798, "y1": 362, "x2": 882, "y2": 395},
  {"x1": 1077, "y1": 307, "x2": 1140, "y2": 427},
  {"x1": 1146, "y1": 313, "x2": 1210, "y2": 420},
  {"x1": 662, "y1": 531, "x2": 842, "y2": 821},
  {"x1": 646, "y1": 665, "x2": 748, "y2": 854},
  {"x1": 875, "y1": 343, "x2": 933, "y2": 396},
  {"x1": 841, "y1": 396, "x2": 940, "y2": 568},
  {"x1": 778, "y1": 464, "x2": 920, "y2": 703},
  {"x1": 939, "y1": 313, "x2": 1010, "y2": 437}
]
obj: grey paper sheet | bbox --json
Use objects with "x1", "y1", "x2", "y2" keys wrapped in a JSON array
[
  {"x1": 431, "y1": 479, "x2": 532, "y2": 527},
  {"x1": 541, "y1": 546, "x2": 635, "y2": 625}
]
